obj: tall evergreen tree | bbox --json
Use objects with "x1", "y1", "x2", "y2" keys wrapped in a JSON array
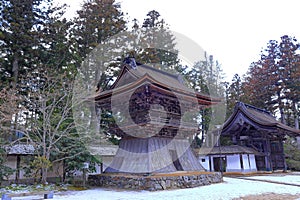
[
  {"x1": 278, "y1": 35, "x2": 300, "y2": 128},
  {"x1": 243, "y1": 35, "x2": 300, "y2": 128},
  {"x1": 134, "y1": 10, "x2": 180, "y2": 71},
  {"x1": 70, "y1": 0, "x2": 128, "y2": 150},
  {"x1": 71, "y1": 0, "x2": 126, "y2": 90},
  {"x1": 225, "y1": 73, "x2": 250, "y2": 118},
  {"x1": 0, "y1": 0, "x2": 67, "y2": 87},
  {"x1": 182, "y1": 53, "x2": 226, "y2": 147}
]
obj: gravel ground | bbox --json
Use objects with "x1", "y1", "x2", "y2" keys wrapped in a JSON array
[
  {"x1": 4, "y1": 174, "x2": 300, "y2": 200},
  {"x1": 10, "y1": 175, "x2": 300, "y2": 200}
]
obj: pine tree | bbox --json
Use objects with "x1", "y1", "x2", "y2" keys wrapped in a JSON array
[
  {"x1": 243, "y1": 35, "x2": 300, "y2": 128},
  {"x1": 0, "y1": 0, "x2": 67, "y2": 87},
  {"x1": 183, "y1": 53, "x2": 226, "y2": 146},
  {"x1": 134, "y1": 10, "x2": 180, "y2": 71},
  {"x1": 278, "y1": 35, "x2": 300, "y2": 128},
  {"x1": 71, "y1": 0, "x2": 126, "y2": 90}
]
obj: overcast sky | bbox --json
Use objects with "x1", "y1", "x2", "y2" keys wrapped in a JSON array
[{"x1": 56, "y1": 0, "x2": 300, "y2": 81}]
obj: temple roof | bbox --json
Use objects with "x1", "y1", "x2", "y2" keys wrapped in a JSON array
[
  {"x1": 95, "y1": 61, "x2": 219, "y2": 106},
  {"x1": 221, "y1": 102, "x2": 300, "y2": 137},
  {"x1": 111, "y1": 63, "x2": 187, "y2": 91},
  {"x1": 88, "y1": 145, "x2": 118, "y2": 156},
  {"x1": 5, "y1": 144, "x2": 35, "y2": 155},
  {"x1": 197, "y1": 145, "x2": 262, "y2": 156}
]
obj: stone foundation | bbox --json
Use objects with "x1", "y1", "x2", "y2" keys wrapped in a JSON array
[{"x1": 88, "y1": 172, "x2": 222, "y2": 191}]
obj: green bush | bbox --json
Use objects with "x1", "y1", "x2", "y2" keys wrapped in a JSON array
[{"x1": 284, "y1": 137, "x2": 300, "y2": 171}]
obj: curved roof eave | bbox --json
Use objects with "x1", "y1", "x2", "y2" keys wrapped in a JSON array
[
  {"x1": 221, "y1": 102, "x2": 300, "y2": 136},
  {"x1": 95, "y1": 73, "x2": 220, "y2": 105}
]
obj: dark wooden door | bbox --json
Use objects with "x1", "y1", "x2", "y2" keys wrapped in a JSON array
[
  {"x1": 213, "y1": 157, "x2": 226, "y2": 172},
  {"x1": 255, "y1": 155, "x2": 266, "y2": 171},
  {"x1": 213, "y1": 157, "x2": 221, "y2": 172}
]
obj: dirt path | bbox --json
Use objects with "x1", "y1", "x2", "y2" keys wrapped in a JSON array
[
  {"x1": 233, "y1": 176, "x2": 300, "y2": 187},
  {"x1": 230, "y1": 174, "x2": 300, "y2": 199},
  {"x1": 233, "y1": 193, "x2": 300, "y2": 200}
]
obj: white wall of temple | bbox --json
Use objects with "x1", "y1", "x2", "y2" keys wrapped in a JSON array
[
  {"x1": 242, "y1": 154, "x2": 250, "y2": 170},
  {"x1": 210, "y1": 156, "x2": 214, "y2": 171},
  {"x1": 249, "y1": 154, "x2": 257, "y2": 171},
  {"x1": 226, "y1": 154, "x2": 257, "y2": 172},
  {"x1": 199, "y1": 156, "x2": 210, "y2": 171},
  {"x1": 226, "y1": 154, "x2": 241, "y2": 172},
  {"x1": 198, "y1": 154, "x2": 258, "y2": 173}
]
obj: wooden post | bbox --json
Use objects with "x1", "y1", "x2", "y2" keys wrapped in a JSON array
[
  {"x1": 16, "y1": 155, "x2": 20, "y2": 184},
  {"x1": 208, "y1": 156, "x2": 212, "y2": 172},
  {"x1": 100, "y1": 162, "x2": 103, "y2": 173},
  {"x1": 264, "y1": 139, "x2": 272, "y2": 171},
  {"x1": 280, "y1": 139, "x2": 287, "y2": 172},
  {"x1": 83, "y1": 169, "x2": 86, "y2": 187},
  {"x1": 83, "y1": 162, "x2": 89, "y2": 187}
]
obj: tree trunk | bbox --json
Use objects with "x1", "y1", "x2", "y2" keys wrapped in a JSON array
[
  {"x1": 62, "y1": 159, "x2": 66, "y2": 183},
  {"x1": 277, "y1": 91, "x2": 286, "y2": 124},
  {"x1": 15, "y1": 155, "x2": 20, "y2": 184},
  {"x1": 41, "y1": 167, "x2": 48, "y2": 184},
  {"x1": 293, "y1": 101, "x2": 299, "y2": 129},
  {"x1": 12, "y1": 56, "x2": 19, "y2": 89}
]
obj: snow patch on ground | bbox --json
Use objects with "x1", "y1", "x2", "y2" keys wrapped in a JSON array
[
  {"x1": 13, "y1": 176, "x2": 300, "y2": 200},
  {"x1": 8, "y1": 175, "x2": 300, "y2": 200},
  {"x1": 245, "y1": 175, "x2": 300, "y2": 185}
]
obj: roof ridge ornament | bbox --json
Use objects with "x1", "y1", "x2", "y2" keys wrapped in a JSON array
[
  {"x1": 238, "y1": 101, "x2": 271, "y2": 115},
  {"x1": 123, "y1": 57, "x2": 137, "y2": 70}
]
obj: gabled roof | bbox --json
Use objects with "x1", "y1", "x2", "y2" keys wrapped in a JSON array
[
  {"x1": 222, "y1": 102, "x2": 300, "y2": 137},
  {"x1": 110, "y1": 63, "x2": 186, "y2": 91},
  {"x1": 95, "y1": 62, "x2": 220, "y2": 106}
]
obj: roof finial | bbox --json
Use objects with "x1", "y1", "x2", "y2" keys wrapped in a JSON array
[{"x1": 123, "y1": 57, "x2": 137, "y2": 70}]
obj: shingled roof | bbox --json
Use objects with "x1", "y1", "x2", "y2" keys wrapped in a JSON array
[
  {"x1": 95, "y1": 61, "x2": 220, "y2": 106},
  {"x1": 5, "y1": 144, "x2": 35, "y2": 155},
  {"x1": 222, "y1": 102, "x2": 300, "y2": 137},
  {"x1": 111, "y1": 63, "x2": 187, "y2": 90},
  {"x1": 197, "y1": 145, "x2": 262, "y2": 156}
]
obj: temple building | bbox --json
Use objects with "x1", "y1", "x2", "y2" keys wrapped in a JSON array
[
  {"x1": 94, "y1": 58, "x2": 220, "y2": 174},
  {"x1": 88, "y1": 59, "x2": 223, "y2": 190},
  {"x1": 198, "y1": 102, "x2": 300, "y2": 173}
]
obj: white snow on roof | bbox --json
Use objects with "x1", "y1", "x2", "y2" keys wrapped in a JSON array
[{"x1": 5, "y1": 144, "x2": 35, "y2": 155}]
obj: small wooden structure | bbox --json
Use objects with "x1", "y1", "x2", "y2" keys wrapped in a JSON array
[
  {"x1": 3, "y1": 143, "x2": 64, "y2": 184},
  {"x1": 4, "y1": 144, "x2": 35, "y2": 183},
  {"x1": 220, "y1": 102, "x2": 300, "y2": 171},
  {"x1": 88, "y1": 145, "x2": 118, "y2": 173},
  {"x1": 94, "y1": 59, "x2": 220, "y2": 173},
  {"x1": 198, "y1": 145, "x2": 260, "y2": 173}
]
